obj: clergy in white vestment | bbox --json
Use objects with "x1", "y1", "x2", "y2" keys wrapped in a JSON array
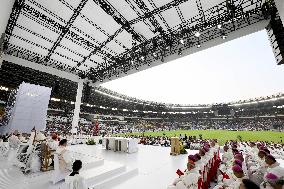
[
  {"x1": 35, "y1": 131, "x2": 46, "y2": 141},
  {"x1": 260, "y1": 173, "x2": 279, "y2": 189},
  {"x1": 214, "y1": 164, "x2": 246, "y2": 189},
  {"x1": 48, "y1": 133, "x2": 59, "y2": 150},
  {"x1": 226, "y1": 165, "x2": 248, "y2": 189},
  {"x1": 197, "y1": 148, "x2": 208, "y2": 173},
  {"x1": 250, "y1": 150, "x2": 267, "y2": 185},
  {"x1": 65, "y1": 160, "x2": 87, "y2": 189},
  {"x1": 7, "y1": 133, "x2": 21, "y2": 162},
  {"x1": 28, "y1": 129, "x2": 46, "y2": 144},
  {"x1": 222, "y1": 145, "x2": 233, "y2": 164},
  {"x1": 264, "y1": 155, "x2": 284, "y2": 178},
  {"x1": 8, "y1": 133, "x2": 21, "y2": 149},
  {"x1": 186, "y1": 158, "x2": 200, "y2": 175},
  {"x1": 246, "y1": 142, "x2": 259, "y2": 161},
  {"x1": 56, "y1": 139, "x2": 73, "y2": 172},
  {"x1": 187, "y1": 155, "x2": 200, "y2": 174}
]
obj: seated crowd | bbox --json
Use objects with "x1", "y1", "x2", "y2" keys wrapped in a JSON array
[
  {"x1": 168, "y1": 140, "x2": 284, "y2": 189},
  {"x1": 168, "y1": 140, "x2": 220, "y2": 189},
  {"x1": 43, "y1": 116, "x2": 284, "y2": 137}
]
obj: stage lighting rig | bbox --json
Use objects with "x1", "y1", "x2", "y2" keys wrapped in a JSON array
[
  {"x1": 195, "y1": 32, "x2": 201, "y2": 38},
  {"x1": 197, "y1": 42, "x2": 201, "y2": 48},
  {"x1": 152, "y1": 52, "x2": 158, "y2": 58},
  {"x1": 222, "y1": 33, "x2": 228, "y2": 39},
  {"x1": 76, "y1": 0, "x2": 276, "y2": 83},
  {"x1": 217, "y1": 24, "x2": 223, "y2": 30}
]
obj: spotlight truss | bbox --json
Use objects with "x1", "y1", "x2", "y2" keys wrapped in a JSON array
[{"x1": 86, "y1": 0, "x2": 276, "y2": 82}]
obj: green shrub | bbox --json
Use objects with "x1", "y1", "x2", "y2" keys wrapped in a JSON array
[
  {"x1": 237, "y1": 135, "x2": 243, "y2": 141},
  {"x1": 86, "y1": 139, "x2": 96, "y2": 145},
  {"x1": 180, "y1": 144, "x2": 188, "y2": 154}
]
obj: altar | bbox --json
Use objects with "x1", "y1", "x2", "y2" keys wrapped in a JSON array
[{"x1": 102, "y1": 137, "x2": 138, "y2": 153}]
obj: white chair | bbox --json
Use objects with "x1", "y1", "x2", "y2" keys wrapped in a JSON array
[{"x1": 14, "y1": 144, "x2": 32, "y2": 167}]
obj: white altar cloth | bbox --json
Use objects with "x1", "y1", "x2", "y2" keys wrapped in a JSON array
[{"x1": 102, "y1": 137, "x2": 138, "y2": 153}]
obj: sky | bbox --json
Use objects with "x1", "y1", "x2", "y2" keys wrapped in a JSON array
[{"x1": 101, "y1": 30, "x2": 284, "y2": 104}]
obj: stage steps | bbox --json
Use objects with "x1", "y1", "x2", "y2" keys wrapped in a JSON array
[
  {"x1": 26, "y1": 156, "x2": 104, "y2": 182},
  {"x1": 90, "y1": 167, "x2": 138, "y2": 189},
  {"x1": 0, "y1": 149, "x2": 139, "y2": 189},
  {"x1": 0, "y1": 168, "x2": 26, "y2": 189},
  {"x1": 81, "y1": 157, "x2": 104, "y2": 170},
  {"x1": 84, "y1": 160, "x2": 126, "y2": 186}
]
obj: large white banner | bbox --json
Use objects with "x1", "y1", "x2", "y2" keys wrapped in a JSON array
[{"x1": 6, "y1": 82, "x2": 51, "y2": 133}]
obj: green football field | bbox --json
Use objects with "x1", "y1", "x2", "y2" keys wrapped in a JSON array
[{"x1": 118, "y1": 130, "x2": 284, "y2": 145}]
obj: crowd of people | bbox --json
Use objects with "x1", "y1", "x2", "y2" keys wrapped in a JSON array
[
  {"x1": 168, "y1": 140, "x2": 284, "y2": 189},
  {"x1": 1, "y1": 127, "x2": 284, "y2": 189},
  {"x1": 121, "y1": 134, "x2": 203, "y2": 149},
  {"x1": 43, "y1": 115, "x2": 284, "y2": 136},
  {"x1": 190, "y1": 118, "x2": 284, "y2": 131}
]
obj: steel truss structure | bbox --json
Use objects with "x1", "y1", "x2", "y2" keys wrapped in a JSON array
[{"x1": 3, "y1": 0, "x2": 278, "y2": 83}]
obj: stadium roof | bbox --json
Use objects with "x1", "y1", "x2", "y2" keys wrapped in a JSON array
[{"x1": 3, "y1": 0, "x2": 275, "y2": 83}]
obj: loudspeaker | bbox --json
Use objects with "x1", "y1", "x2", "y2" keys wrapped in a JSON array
[
  {"x1": 0, "y1": 33, "x2": 5, "y2": 67},
  {"x1": 83, "y1": 82, "x2": 91, "y2": 102},
  {"x1": 266, "y1": 15, "x2": 284, "y2": 65}
]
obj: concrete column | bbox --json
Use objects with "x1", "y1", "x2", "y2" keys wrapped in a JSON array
[
  {"x1": 0, "y1": 0, "x2": 15, "y2": 67},
  {"x1": 71, "y1": 79, "x2": 84, "y2": 132},
  {"x1": 275, "y1": 0, "x2": 284, "y2": 26}
]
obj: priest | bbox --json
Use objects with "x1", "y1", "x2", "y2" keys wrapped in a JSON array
[
  {"x1": 56, "y1": 139, "x2": 73, "y2": 172},
  {"x1": 65, "y1": 160, "x2": 87, "y2": 189}
]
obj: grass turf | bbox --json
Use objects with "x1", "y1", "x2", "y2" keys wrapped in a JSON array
[{"x1": 118, "y1": 130, "x2": 284, "y2": 145}]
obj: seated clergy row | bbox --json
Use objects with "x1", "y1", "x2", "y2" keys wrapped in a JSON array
[
  {"x1": 168, "y1": 140, "x2": 220, "y2": 189},
  {"x1": 214, "y1": 141, "x2": 284, "y2": 189}
]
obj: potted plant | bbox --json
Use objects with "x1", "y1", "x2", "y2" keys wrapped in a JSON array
[{"x1": 86, "y1": 138, "x2": 96, "y2": 145}]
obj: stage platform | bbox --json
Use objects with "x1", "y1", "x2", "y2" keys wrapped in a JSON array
[{"x1": 1, "y1": 144, "x2": 283, "y2": 189}]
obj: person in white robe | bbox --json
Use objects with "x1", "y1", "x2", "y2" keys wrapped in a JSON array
[
  {"x1": 56, "y1": 139, "x2": 73, "y2": 172},
  {"x1": 65, "y1": 160, "x2": 87, "y2": 189},
  {"x1": 7, "y1": 133, "x2": 21, "y2": 163},
  {"x1": 222, "y1": 145, "x2": 233, "y2": 164},
  {"x1": 250, "y1": 150, "x2": 267, "y2": 185},
  {"x1": 246, "y1": 142, "x2": 259, "y2": 165},
  {"x1": 257, "y1": 155, "x2": 284, "y2": 189},
  {"x1": 260, "y1": 173, "x2": 279, "y2": 189},
  {"x1": 214, "y1": 165, "x2": 247, "y2": 189},
  {"x1": 48, "y1": 133, "x2": 59, "y2": 150},
  {"x1": 265, "y1": 155, "x2": 284, "y2": 178}
]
